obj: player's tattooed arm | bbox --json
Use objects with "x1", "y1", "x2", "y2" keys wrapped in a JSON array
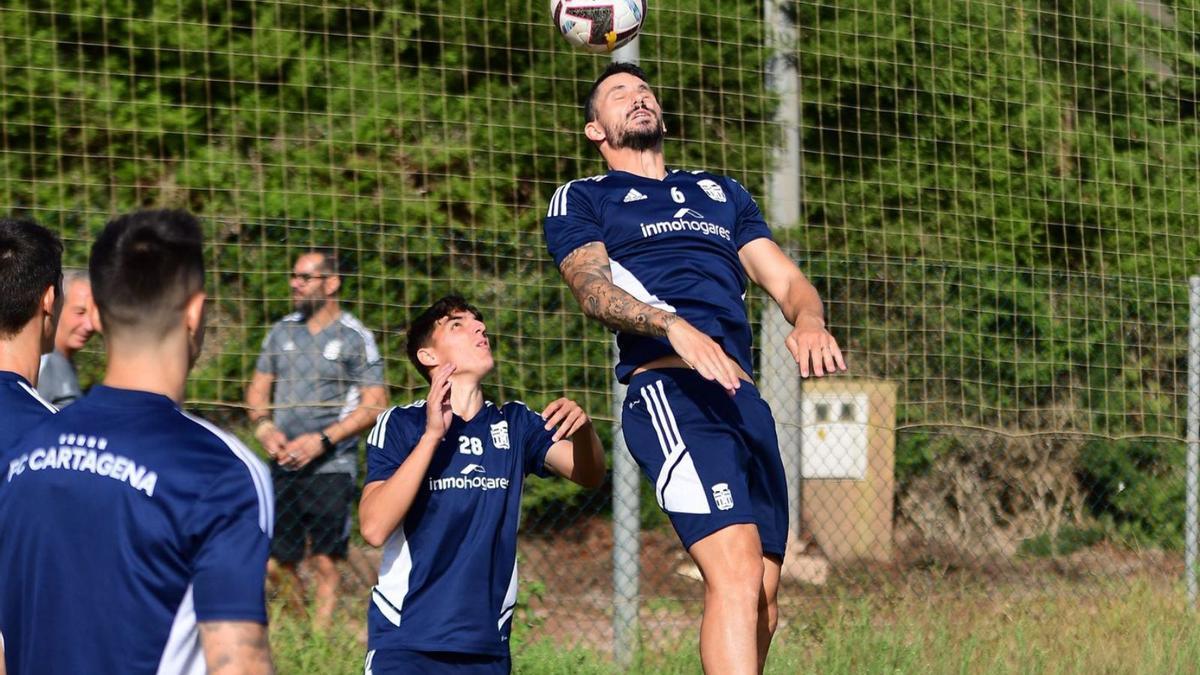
[
  {"x1": 198, "y1": 621, "x2": 274, "y2": 675},
  {"x1": 559, "y1": 242, "x2": 678, "y2": 337}
]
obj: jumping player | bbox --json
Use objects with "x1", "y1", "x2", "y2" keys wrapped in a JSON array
[
  {"x1": 543, "y1": 62, "x2": 847, "y2": 674},
  {"x1": 359, "y1": 295, "x2": 605, "y2": 674},
  {"x1": 0, "y1": 210, "x2": 274, "y2": 675}
]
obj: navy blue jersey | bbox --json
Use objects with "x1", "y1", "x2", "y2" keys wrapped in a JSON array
[
  {"x1": 543, "y1": 169, "x2": 773, "y2": 382},
  {"x1": 0, "y1": 371, "x2": 56, "y2": 450},
  {"x1": 364, "y1": 400, "x2": 556, "y2": 656},
  {"x1": 0, "y1": 385, "x2": 273, "y2": 675}
]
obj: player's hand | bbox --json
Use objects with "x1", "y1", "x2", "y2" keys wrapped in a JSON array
[
  {"x1": 541, "y1": 397, "x2": 592, "y2": 442},
  {"x1": 424, "y1": 364, "x2": 455, "y2": 439},
  {"x1": 281, "y1": 433, "x2": 324, "y2": 470},
  {"x1": 665, "y1": 319, "x2": 742, "y2": 395},
  {"x1": 255, "y1": 420, "x2": 288, "y2": 461},
  {"x1": 786, "y1": 313, "x2": 847, "y2": 378}
]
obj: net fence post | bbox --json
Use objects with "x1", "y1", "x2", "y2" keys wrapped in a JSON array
[
  {"x1": 763, "y1": 0, "x2": 804, "y2": 536},
  {"x1": 610, "y1": 39, "x2": 641, "y2": 670},
  {"x1": 1187, "y1": 276, "x2": 1200, "y2": 608}
]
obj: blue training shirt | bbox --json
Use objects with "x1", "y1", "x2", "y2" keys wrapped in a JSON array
[
  {"x1": 0, "y1": 371, "x2": 56, "y2": 450},
  {"x1": 0, "y1": 385, "x2": 274, "y2": 675},
  {"x1": 543, "y1": 169, "x2": 773, "y2": 383},
  {"x1": 364, "y1": 400, "x2": 555, "y2": 657}
]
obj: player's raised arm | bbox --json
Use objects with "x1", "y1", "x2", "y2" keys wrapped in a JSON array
[
  {"x1": 359, "y1": 364, "x2": 454, "y2": 547},
  {"x1": 540, "y1": 397, "x2": 605, "y2": 489},
  {"x1": 557, "y1": 241, "x2": 742, "y2": 394},
  {"x1": 198, "y1": 621, "x2": 273, "y2": 675},
  {"x1": 738, "y1": 238, "x2": 846, "y2": 378}
]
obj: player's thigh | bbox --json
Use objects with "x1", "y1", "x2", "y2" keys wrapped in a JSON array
[
  {"x1": 366, "y1": 649, "x2": 510, "y2": 675},
  {"x1": 687, "y1": 523, "x2": 765, "y2": 593},
  {"x1": 623, "y1": 369, "x2": 760, "y2": 549},
  {"x1": 304, "y1": 472, "x2": 354, "y2": 559}
]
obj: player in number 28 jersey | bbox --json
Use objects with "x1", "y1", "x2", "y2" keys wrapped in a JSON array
[{"x1": 358, "y1": 295, "x2": 605, "y2": 674}]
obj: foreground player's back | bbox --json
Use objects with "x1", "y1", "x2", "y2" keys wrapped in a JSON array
[{"x1": 0, "y1": 385, "x2": 272, "y2": 675}]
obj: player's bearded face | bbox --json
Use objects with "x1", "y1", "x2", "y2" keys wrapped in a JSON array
[{"x1": 605, "y1": 98, "x2": 664, "y2": 151}]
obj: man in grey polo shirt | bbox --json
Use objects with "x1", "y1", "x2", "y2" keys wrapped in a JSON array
[
  {"x1": 37, "y1": 269, "x2": 96, "y2": 407},
  {"x1": 246, "y1": 249, "x2": 388, "y2": 631}
]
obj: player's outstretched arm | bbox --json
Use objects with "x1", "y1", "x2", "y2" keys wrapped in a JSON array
[
  {"x1": 541, "y1": 397, "x2": 605, "y2": 489},
  {"x1": 198, "y1": 621, "x2": 274, "y2": 675},
  {"x1": 739, "y1": 238, "x2": 847, "y2": 378},
  {"x1": 559, "y1": 242, "x2": 743, "y2": 393},
  {"x1": 359, "y1": 364, "x2": 454, "y2": 547}
]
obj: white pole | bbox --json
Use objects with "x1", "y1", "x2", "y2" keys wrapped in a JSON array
[{"x1": 610, "y1": 37, "x2": 641, "y2": 672}]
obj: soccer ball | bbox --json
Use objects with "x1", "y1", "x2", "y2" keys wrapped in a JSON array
[{"x1": 552, "y1": 0, "x2": 646, "y2": 54}]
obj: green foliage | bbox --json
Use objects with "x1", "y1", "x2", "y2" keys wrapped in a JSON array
[
  {"x1": 1018, "y1": 524, "x2": 1106, "y2": 557},
  {"x1": 1078, "y1": 438, "x2": 1186, "y2": 546}
]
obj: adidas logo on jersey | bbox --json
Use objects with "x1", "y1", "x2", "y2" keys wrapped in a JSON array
[{"x1": 623, "y1": 188, "x2": 648, "y2": 203}]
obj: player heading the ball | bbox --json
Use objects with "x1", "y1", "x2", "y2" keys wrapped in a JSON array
[
  {"x1": 542, "y1": 62, "x2": 847, "y2": 674},
  {"x1": 359, "y1": 295, "x2": 605, "y2": 674},
  {"x1": 0, "y1": 210, "x2": 275, "y2": 675}
]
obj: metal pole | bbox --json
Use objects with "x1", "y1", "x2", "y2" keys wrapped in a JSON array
[
  {"x1": 610, "y1": 38, "x2": 641, "y2": 671},
  {"x1": 762, "y1": 0, "x2": 805, "y2": 537},
  {"x1": 1187, "y1": 276, "x2": 1199, "y2": 607}
]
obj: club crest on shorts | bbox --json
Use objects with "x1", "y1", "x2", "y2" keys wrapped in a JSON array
[
  {"x1": 697, "y1": 179, "x2": 727, "y2": 203},
  {"x1": 490, "y1": 421, "x2": 510, "y2": 450},
  {"x1": 711, "y1": 482, "x2": 734, "y2": 511}
]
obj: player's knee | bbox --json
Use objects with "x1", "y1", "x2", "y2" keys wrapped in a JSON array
[{"x1": 703, "y1": 554, "x2": 764, "y2": 603}]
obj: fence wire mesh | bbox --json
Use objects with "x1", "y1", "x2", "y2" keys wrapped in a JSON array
[{"x1": 2, "y1": 0, "x2": 1199, "y2": 668}]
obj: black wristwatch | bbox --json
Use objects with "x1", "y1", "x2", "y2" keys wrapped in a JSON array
[{"x1": 319, "y1": 431, "x2": 335, "y2": 453}]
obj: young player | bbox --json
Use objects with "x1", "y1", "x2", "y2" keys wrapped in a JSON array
[
  {"x1": 0, "y1": 217, "x2": 62, "y2": 450},
  {"x1": 359, "y1": 295, "x2": 605, "y2": 674},
  {"x1": 0, "y1": 210, "x2": 274, "y2": 675},
  {"x1": 543, "y1": 62, "x2": 847, "y2": 674}
]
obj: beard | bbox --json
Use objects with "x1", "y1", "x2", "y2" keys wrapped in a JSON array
[
  {"x1": 610, "y1": 116, "x2": 664, "y2": 151},
  {"x1": 293, "y1": 295, "x2": 322, "y2": 318}
]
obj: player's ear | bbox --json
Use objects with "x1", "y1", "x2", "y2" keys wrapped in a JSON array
[
  {"x1": 584, "y1": 120, "x2": 606, "y2": 144},
  {"x1": 40, "y1": 284, "x2": 60, "y2": 349},
  {"x1": 183, "y1": 291, "x2": 207, "y2": 337},
  {"x1": 416, "y1": 346, "x2": 439, "y2": 369},
  {"x1": 324, "y1": 273, "x2": 341, "y2": 296}
]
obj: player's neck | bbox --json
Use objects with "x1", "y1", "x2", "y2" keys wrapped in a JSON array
[
  {"x1": 305, "y1": 302, "x2": 341, "y2": 334},
  {"x1": 605, "y1": 148, "x2": 666, "y2": 180},
  {"x1": 101, "y1": 336, "x2": 191, "y2": 404},
  {"x1": 0, "y1": 325, "x2": 44, "y2": 386},
  {"x1": 448, "y1": 375, "x2": 486, "y2": 421}
]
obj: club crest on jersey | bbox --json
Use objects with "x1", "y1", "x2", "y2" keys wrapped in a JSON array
[
  {"x1": 712, "y1": 482, "x2": 734, "y2": 511},
  {"x1": 490, "y1": 421, "x2": 510, "y2": 450},
  {"x1": 323, "y1": 339, "x2": 343, "y2": 360},
  {"x1": 623, "y1": 188, "x2": 648, "y2": 203},
  {"x1": 697, "y1": 179, "x2": 727, "y2": 203},
  {"x1": 282, "y1": 341, "x2": 296, "y2": 352}
]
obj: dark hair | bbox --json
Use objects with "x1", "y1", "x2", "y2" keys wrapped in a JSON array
[
  {"x1": 89, "y1": 209, "x2": 205, "y2": 338},
  {"x1": 405, "y1": 295, "x2": 483, "y2": 382},
  {"x1": 0, "y1": 217, "x2": 63, "y2": 338},
  {"x1": 584, "y1": 61, "x2": 650, "y2": 124}
]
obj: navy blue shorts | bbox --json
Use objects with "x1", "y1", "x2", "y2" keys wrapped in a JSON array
[
  {"x1": 365, "y1": 648, "x2": 510, "y2": 674},
  {"x1": 622, "y1": 368, "x2": 789, "y2": 557}
]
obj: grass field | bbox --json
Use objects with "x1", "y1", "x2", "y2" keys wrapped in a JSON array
[{"x1": 270, "y1": 578, "x2": 1200, "y2": 674}]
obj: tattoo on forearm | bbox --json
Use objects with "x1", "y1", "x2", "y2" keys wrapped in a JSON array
[
  {"x1": 560, "y1": 243, "x2": 676, "y2": 337},
  {"x1": 199, "y1": 622, "x2": 274, "y2": 675}
]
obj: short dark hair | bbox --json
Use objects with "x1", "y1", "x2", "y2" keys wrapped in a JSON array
[
  {"x1": 0, "y1": 217, "x2": 63, "y2": 338},
  {"x1": 89, "y1": 209, "x2": 205, "y2": 339},
  {"x1": 405, "y1": 295, "x2": 483, "y2": 382},
  {"x1": 584, "y1": 61, "x2": 650, "y2": 124}
]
